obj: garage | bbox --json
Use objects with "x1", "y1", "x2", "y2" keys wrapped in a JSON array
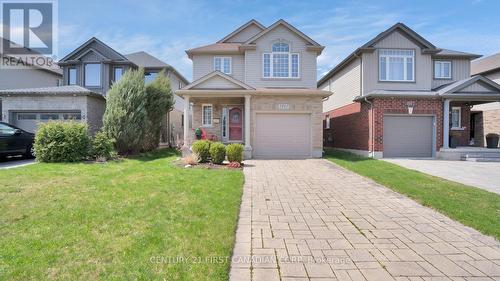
[
  {"x1": 254, "y1": 113, "x2": 311, "y2": 158},
  {"x1": 383, "y1": 115, "x2": 434, "y2": 158},
  {"x1": 12, "y1": 111, "x2": 81, "y2": 133}
]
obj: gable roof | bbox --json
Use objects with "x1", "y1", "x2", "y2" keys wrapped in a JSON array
[
  {"x1": 471, "y1": 53, "x2": 500, "y2": 75},
  {"x1": 59, "y1": 37, "x2": 128, "y2": 62},
  {"x1": 125, "y1": 51, "x2": 169, "y2": 68},
  {"x1": 217, "y1": 19, "x2": 265, "y2": 43},
  {"x1": 186, "y1": 43, "x2": 242, "y2": 58},
  {"x1": 318, "y1": 23, "x2": 480, "y2": 87},
  {"x1": 182, "y1": 71, "x2": 254, "y2": 90},
  {"x1": 436, "y1": 75, "x2": 500, "y2": 96},
  {"x1": 243, "y1": 19, "x2": 323, "y2": 49}
]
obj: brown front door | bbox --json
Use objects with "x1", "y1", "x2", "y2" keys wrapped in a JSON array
[{"x1": 229, "y1": 107, "x2": 242, "y2": 141}]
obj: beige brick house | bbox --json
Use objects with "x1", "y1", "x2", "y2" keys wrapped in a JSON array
[{"x1": 177, "y1": 19, "x2": 330, "y2": 159}]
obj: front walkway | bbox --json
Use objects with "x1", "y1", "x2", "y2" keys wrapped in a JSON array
[
  {"x1": 384, "y1": 158, "x2": 500, "y2": 194},
  {"x1": 230, "y1": 159, "x2": 500, "y2": 281}
]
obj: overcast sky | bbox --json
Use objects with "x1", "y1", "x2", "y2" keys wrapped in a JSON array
[{"x1": 58, "y1": 0, "x2": 500, "y2": 81}]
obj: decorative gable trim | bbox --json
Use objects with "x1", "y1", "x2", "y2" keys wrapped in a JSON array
[
  {"x1": 361, "y1": 22, "x2": 437, "y2": 52},
  {"x1": 242, "y1": 19, "x2": 323, "y2": 53},
  {"x1": 182, "y1": 71, "x2": 254, "y2": 90},
  {"x1": 438, "y1": 75, "x2": 500, "y2": 96},
  {"x1": 217, "y1": 19, "x2": 265, "y2": 43},
  {"x1": 59, "y1": 37, "x2": 128, "y2": 62},
  {"x1": 73, "y1": 48, "x2": 107, "y2": 61}
]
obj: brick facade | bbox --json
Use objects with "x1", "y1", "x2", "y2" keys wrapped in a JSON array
[
  {"x1": 323, "y1": 102, "x2": 370, "y2": 150},
  {"x1": 482, "y1": 109, "x2": 500, "y2": 148}
]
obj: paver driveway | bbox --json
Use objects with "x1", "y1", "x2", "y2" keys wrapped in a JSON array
[{"x1": 230, "y1": 159, "x2": 500, "y2": 281}]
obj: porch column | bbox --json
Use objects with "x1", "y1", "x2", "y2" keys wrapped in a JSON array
[
  {"x1": 443, "y1": 99, "x2": 450, "y2": 149},
  {"x1": 182, "y1": 95, "x2": 190, "y2": 151},
  {"x1": 244, "y1": 94, "x2": 252, "y2": 159}
]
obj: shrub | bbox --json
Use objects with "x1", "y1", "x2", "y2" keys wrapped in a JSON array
[
  {"x1": 182, "y1": 152, "x2": 200, "y2": 165},
  {"x1": 90, "y1": 131, "x2": 116, "y2": 161},
  {"x1": 191, "y1": 140, "x2": 211, "y2": 162},
  {"x1": 226, "y1": 143, "x2": 244, "y2": 163},
  {"x1": 103, "y1": 68, "x2": 147, "y2": 155},
  {"x1": 143, "y1": 70, "x2": 174, "y2": 151},
  {"x1": 209, "y1": 142, "x2": 226, "y2": 164},
  {"x1": 34, "y1": 121, "x2": 90, "y2": 162}
]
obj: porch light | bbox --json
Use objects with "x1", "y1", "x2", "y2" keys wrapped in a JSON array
[{"x1": 406, "y1": 102, "x2": 415, "y2": 115}]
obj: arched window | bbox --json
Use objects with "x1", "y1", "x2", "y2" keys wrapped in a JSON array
[{"x1": 263, "y1": 42, "x2": 299, "y2": 78}]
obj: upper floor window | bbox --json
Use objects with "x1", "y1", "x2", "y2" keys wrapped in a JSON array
[
  {"x1": 144, "y1": 71, "x2": 158, "y2": 84},
  {"x1": 84, "y1": 63, "x2": 101, "y2": 87},
  {"x1": 214, "y1": 57, "x2": 231, "y2": 74},
  {"x1": 68, "y1": 67, "x2": 77, "y2": 85},
  {"x1": 263, "y1": 42, "x2": 299, "y2": 78},
  {"x1": 113, "y1": 67, "x2": 123, "y2": 82},
  {"x1": 379, "y1": 49, "x2": 414, "y2": 82},
  {"x1": 178, "y1": 81, "x2": 183, "y2": 89},
  {"x1": 434, "y1": 61, "x2": 451, "y2": 79}
]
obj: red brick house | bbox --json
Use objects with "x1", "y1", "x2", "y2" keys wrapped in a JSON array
[{"x1": 319, "y1": 23, "x2": 500, "y2": 159}]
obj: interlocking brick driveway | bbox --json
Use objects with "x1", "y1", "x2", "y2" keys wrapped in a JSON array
[{"x1": 230, "y1": 159, "x2": 500, "y2": 281}]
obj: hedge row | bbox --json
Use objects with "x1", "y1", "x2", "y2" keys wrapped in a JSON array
[{"x1": 191, "y1": 140, "x2": 244, "y2": 164}]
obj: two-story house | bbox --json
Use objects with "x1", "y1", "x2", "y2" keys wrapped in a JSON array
[
  {"x1": 176, "y1": 19, "x2": 330, "y2": 159},
  {"x1": 0, "y1": 37, "x2": 188, "y2": 146},
  {"x1": 319, "y1": 23, "x2": 500, "y2": 159}
]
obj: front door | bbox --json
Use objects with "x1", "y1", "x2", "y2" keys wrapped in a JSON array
[{"x1": 229, "y1": 107, "x2": 242, "y2": 141}]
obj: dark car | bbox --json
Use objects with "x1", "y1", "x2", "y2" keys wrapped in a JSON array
[{"x1": 0, "y1": 122, "x2": 35, "y2": 159}]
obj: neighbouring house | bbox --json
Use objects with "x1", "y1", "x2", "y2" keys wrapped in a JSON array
[
  {"x1": 319, "y1": 23, "x2": 500, "y2": 159},
  {"x1": 0, "y1": 37, "x2": 63, "y2": 122},
  {"x1": 0, "y1": 37, "x2": 188, "y2": 145},
  {"x1": 470, "y1": 53, "x2": 500, "y2": 147},
  {"x1": 176, "y1": 19, "x2": 330, "y2": 159}
]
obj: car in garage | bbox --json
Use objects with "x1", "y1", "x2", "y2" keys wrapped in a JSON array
[{"x1": 0, "y1": 122, "x2": 35, "y2": 159}]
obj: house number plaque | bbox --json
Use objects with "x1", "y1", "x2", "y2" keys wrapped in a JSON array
[{"x1": 277, "y1": 103, "x2": 290, "y2": 111}]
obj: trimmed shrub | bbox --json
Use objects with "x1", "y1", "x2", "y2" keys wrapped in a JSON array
[
  {"x1": 191, "y1": 140, "x2": 211, "y2": 162},
  {"x1": 226, "y1": 143, "x2": 244, "y2": 163},
  {"x1": 103, "y1": 68, "x2": 147, "y2": 155},
  {"x1": 34, "y1": 121, "x2": 90, "y2": 162},
  {"x1": 143, "y1": 70, "x2": 174, "y2": 151},
  {"x1": 90, "y1": 131, "x2": 116, "y2": 161},
  {"x1": 209, "y1": 142, "x2": 226, "y2": 164}
]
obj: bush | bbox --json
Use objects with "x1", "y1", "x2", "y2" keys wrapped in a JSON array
[
  {"x1": 209, "y1": 142, "x2": 226, "y2": 164},
  {"x1": 182, "y1": 152, "x2": 200, "y2": 165},
  {"x1": 34, "y1": 121, "x2": 90, "y2": 162},
  {"x1": 226, "y1": 143, "x2": 244, "y2": 163},
  {"x1": 143, "y1": 70, "x2": 174, "y2": 151},
  {"x1": 191, "y1": 140, "x2": 211, "y2": 162},
  {"x1": 90, "y1": 131, "x2": 116, "y2": 161},
  {"x1": 103, "y1": 68, "x2": 147, "y2": 155}
]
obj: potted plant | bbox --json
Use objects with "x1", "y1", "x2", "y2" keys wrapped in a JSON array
[
  {"x1": 486, "y1": 133, "x2": 499, "y2": 148},
  {"x1": 195, "y1": 128, "x2": 202, "y2": 140}
]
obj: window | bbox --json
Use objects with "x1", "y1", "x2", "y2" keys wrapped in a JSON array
[
  {"x1": 202, "y1": 104, "x2": 213, "y2": 126},
  {"x1": 68, "y1": 68, "x2": 77, "y2": 85},
  {"x1": 263, "y1": 42, "x2": 299, "y2": 78},
  {"x1": 325, "y1": 115, "x2": 330, "y2": 129},
  {"x1": 113, "y1": 67, "x2": 123, "y2": 82},
  {"x1": 178, "y1": 81, "x2": 183, "y2": 90},
  {"x1": 40, "y1": 113, "x2": 59, "y2": 120},
  {"x1": 17, "y1": 113, "x2": 36, "y2": 120},
  {"x1": 379, "y1": 49, "x2": 414, "y2": 82},
  {"x1": 434, "y1": 61, "x2": 451, "y2": 79},
  {"x1": 144, "y1": 71, "x2": 158, "y2": 84},
  {"x1": 84, "y1": 63, "x2": 101, "y2": 87},
  {"x1": 63, "y1": 113, "x2": 81, "y2": 120},
  {"x1": 214, "y1": 57, "x2": 231, "y2": 74},
  {"x1": 451, "y1": 107, "x2": 461, "y2": 129}
]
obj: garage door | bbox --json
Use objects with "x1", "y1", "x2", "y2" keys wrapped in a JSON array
[
  {"x1": 13, "y1": 112, "x2": 81, "y2": 133},
  {"x1": 254, "y1": 113, "x2": 311, "y2": 158},
  {"x1": 383, "y1": 115, "x2": 434, "y2": 158}
]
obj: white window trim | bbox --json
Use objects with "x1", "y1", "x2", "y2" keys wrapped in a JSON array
[
  {"x1": 214, "y1": 57, "x2": 232, "y2": 74},
  {"x1": 451, "y1": 106, "x2": 462, "y2": 129},
  {"x1": 262, "y1": 52, "x2": 300, "y2": 79},
  {"x1": 201, "y1": 104, "x2": 213, "y2": 127},
  {"x1": 379, "y1": 49, "x2": 415, "y2": 82},
  {"x1": 434, "y1": 60, "x2": 452, "y2": 79}
]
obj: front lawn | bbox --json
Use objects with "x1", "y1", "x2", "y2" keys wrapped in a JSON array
[
  {"x1": 0, "y1": 149, "x2": 244, "y2": 280},
  {"x1": 325, "y1": 149, "x2": 500, "y2": 240}
]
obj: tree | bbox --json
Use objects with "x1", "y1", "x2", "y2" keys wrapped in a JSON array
[
  {"x1": 142, "y1": 69, "x2": 174, "y2": 151},
  {"x1": 103, "y1": 68, "x2": 147, "y2": 154}
]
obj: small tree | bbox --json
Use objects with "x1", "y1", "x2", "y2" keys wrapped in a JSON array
[
  {"x1": 142, "y1": 70, "x2": 174, "y2": 151},
  {"x1": 103, "y1": 68, "x2": 147, "y2": 154}
]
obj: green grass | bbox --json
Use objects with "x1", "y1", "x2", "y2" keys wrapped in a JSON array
[
  {"x1": 0, "y1": 149, "x2": 244, "y2": 280},
  {"x1": 325, "y1": 149, "x2": 500, "y2": 240}
]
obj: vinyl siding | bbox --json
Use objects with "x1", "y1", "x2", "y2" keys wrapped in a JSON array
[
  {"x1": 244, "y1": 25, "x2": 317, "y2": 88},
  {"x1": 224, "y1": 24, "x2": 263, "y2": 43},
  {"x1": 192, "y1": 54, "x2": 245, "y2": 82},
  {"x1": 195, "y1": 75, "x2": 242, "y2": 89},
  {"x1": 321, "y1": 58, "x2": 361, "y2": 112},
  {"x1": 362, "y1": 30, "x2": 432, "y2": 94},
  {"x1": 0, "y1": 68, "x2": 60, "y2": 90},
  {"x1": 432, "y1": 59, "x2": 471, "y2": 89},
  {"x1": 457, "y1": 81, "x2": 494, "y2": 92}
]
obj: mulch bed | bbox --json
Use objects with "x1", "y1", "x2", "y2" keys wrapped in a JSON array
[{"x1": 173, "y1": 158, "x2": 243, "y2": 170}]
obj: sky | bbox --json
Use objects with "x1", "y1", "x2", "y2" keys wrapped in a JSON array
[{"x1": 57, "y1": 0, "x2": 500, "y2": 81}]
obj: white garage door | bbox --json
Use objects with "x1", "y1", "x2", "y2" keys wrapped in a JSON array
[
  {"x1": 254, "y1": 113, "x2": 311, "y2": 158},
  {"x1": 383, "y1": 115, "x2": 434, "y2": 158},
  {"x1": 12, "y1": 112, "x2": 81, "y2": 133}
]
